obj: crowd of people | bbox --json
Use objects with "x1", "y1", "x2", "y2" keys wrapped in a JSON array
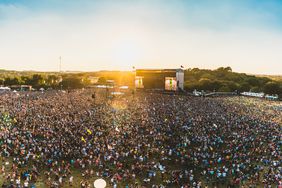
[{"x1": 0, "y1": 89, "x2": 281, "y2": 188}]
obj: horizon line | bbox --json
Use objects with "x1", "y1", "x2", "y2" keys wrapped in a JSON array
[{"x1": 1, "y1": 68, "x2": 281, "y2": 76}]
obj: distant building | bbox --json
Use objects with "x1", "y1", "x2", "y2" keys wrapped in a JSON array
[{"x1": 135, "y1": 69, "x2": 184, "y2": 91}]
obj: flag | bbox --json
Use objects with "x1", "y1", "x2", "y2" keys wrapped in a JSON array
[
  {"x1": 87, "y1": 129, "x2": 92, "y2": 135},
  {"x1": 81, "y1": 136, "x2": 86, "y2": 143}
]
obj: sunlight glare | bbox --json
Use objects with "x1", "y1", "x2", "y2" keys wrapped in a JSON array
[{"x1": 111, "y1": 36, "x2": 143, "y2": 69}]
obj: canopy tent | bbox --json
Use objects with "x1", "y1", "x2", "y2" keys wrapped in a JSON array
[{"x1": 0, "y1": 86, "x2": 11, "y2": 91}]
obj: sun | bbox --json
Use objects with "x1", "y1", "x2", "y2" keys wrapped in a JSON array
[{"x1": 111, "y1": 36, "x2": 144, "y2": 69}]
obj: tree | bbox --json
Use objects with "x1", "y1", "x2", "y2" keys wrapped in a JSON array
[
  {"x1": 0, "y1": 77, "x2": 4, "y2": 85},
  {"x1": 218, "y1": 86, "x2": 231, "y2": 92},
  {"x1": 215, "y1": 67, "x2": 231, "y2": 78},
  {"x1": 183, "y1": 67, "x2": 273, "y2": 93},
  {"x1": 224, "y1": 67, "x2": 232, "y2": 72},
  {"x1": 239, "y1": 82, "x2": 251, "y2": 92},
  {"x1": 61, "y1": 77, "x2": 84, "y2": 89},
  {"x1": 5, "y1": 77, "x2": 20, "y2": 85},
  {"x1": 24, "y1": 74, "x2": 45, "y2": 89},
  {"x1": 263, "y1": 81, "x2": 281, "y2": 95},
  {"x1": 216, "y1": 67, "x2": 232, "y2": 72},
  {"x1": 46, "y1": 75, "x2": 60, "y2": 88},
  {"x1": 20, "y1": 76, "x2": 29, "y2": 85},
  {"x1": 81, "y1": 77, "x2": 91, "y2": 86},
  {"x1": 184, "y1": 82, "x2": 200, "y2": 91},
  {"x1": 246, "y1": 76, "x2": 259, "y2": 86},
  {"x1": 250, "y1": 86, "x2": 260, "y2": 93},
  {"x1": 225, "y1": 81, "x2": 239, "y2": 91},
  {"x1": 97, "y1": 77, "x2": 107, "y2": 84}
]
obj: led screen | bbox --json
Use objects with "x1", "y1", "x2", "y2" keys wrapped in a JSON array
[{"x1": 165, "y1": 77, "x2": 177, "y2": 91}]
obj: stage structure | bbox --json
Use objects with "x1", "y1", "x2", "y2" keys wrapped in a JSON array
[{"x1": 135, "y1": 69, "x2": 184, "y2": 91}]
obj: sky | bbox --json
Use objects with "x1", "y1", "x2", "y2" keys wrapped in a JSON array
[{"x1": 0, "y1": 0, "x2": 281, "y2": 74}]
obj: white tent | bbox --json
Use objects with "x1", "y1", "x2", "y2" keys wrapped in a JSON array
[{"x1": 0, "y1": 86, "x2": 11, "y2": 91}]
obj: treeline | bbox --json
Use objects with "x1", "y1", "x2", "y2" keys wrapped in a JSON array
[
  {"x1": 0, "y1": 67, "x2": 281, "y2": 95},
  {"x1": 184, "y1": 67, "x2": 282, "y2": 95},
  {"x1": 0, "y1": 74, "x2": 93, "y2": 90},
  {"x1": 0, "y1": 70, "x2": 134, "y2": 90}
]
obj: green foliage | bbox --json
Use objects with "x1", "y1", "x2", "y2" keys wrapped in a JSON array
[
  {"x1": 250, "y1": 86, "x2": 260, "y2": 93},
  {"x1": 1, "y1": 67, "x2": 281, "y2": 95},
  {"x1": 46, "y1": 75, "x2": 60, "y2": 87},
  {"x1": 27, "y1": 74, "x2": 44, "y2": 89},
  {"x1": 4, "y1": 77, "x2": 20, "y2": 85},
  {"x1": 61, "y1": 76, "x2": 84, "y2": 89},
  {"x1": 184, "y1": 67, "x2": 281, "y2": 95},
  {"x1": 263, "y1": 81, "x2": 282, "y2": 95},
  {"x1": 97, "y1": 77, "x2": 107, "y2": 84}
]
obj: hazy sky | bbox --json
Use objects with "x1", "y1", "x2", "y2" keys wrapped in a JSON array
[{"x1": 0, "y1": 0, "x2": 281, "y2": 74}]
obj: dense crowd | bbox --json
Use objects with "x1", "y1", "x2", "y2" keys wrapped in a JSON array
[{"x1": 0, "y1": 90, "x2": 281, "y2": 188}]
